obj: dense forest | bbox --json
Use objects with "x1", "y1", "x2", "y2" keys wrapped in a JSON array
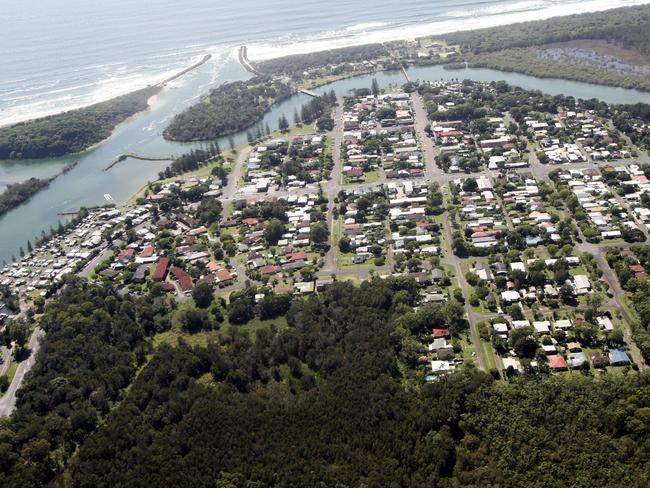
[
  {"x1": 163, "y1": 78, "x2": 293, "y2": 142},
  {"x1": 0, "y1": 178, "x2": 49, "y2": 216},
  {"x1": 438, "y1": 5, "x2": 650, "y2": 54},
  {"x1": 0, "y1": 87, "x2": 160, "y2": 160},
  {"x1": 2, "y1": 277, "x2": 650, "y2": 486}
]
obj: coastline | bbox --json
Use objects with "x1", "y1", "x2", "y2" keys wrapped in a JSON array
[{"x1": 0, "y1": 54, "x2": 212, "y2": 131}]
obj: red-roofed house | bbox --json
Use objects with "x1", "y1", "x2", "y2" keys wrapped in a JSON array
[
  {"x1": 289, "y1": 251, "x2": 308, "y2": 262},
  {"x1": 214, "y1": 269, "x2": 233, "y2": 285},
  {"x1": 140, "y1": 245, "x2": 155, "y2": 258},
  {"x1": 153, "y1": 257, "x2": 170, "y2": 282},
  {"x1": 548, "y1": 355, "x2": 568, "y2": 371},
  {"x1": 432, "y1": 328, "x2": 451, "y2": 339},
  {"x1": 170, "y1": 267, "x2": 193, "y2": 292},
  {"x1": 117, "y1": 248, "x2": 135, "y2": 260},
  {"x1": 345, "y1": 168, "x2": 364, "y2": 178},
  {"x1": 260, "y1": 265, "x2": 281, "y2": 275}
]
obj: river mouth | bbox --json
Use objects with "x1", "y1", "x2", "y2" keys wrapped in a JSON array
[{"x1": 1, "y1": 60, "x2": 650, "y2": 263}]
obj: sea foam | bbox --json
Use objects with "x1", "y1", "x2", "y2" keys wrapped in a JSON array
[{"x1": 247, "y1": 0, "x2": 650, "y2": 61}]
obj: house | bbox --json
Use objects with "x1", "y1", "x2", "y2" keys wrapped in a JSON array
[
  {"x1": 596, "y1": 316, "x2": 614, "y2": 332},
  {"x1": 502, "y1": 357, "x2": 521, "y2": 373},
  {"x1": 428, "y1": 338, "x2": 448, "y2": 351},
  {"x1": 432, "y1": 328, "x2": 451, "y2": 339},
  {"x1": 501, "y1": 290, "x2": 521, "y2": 303},
  {"x1": 548, "y1": 355, "x2": 568, "y2": 371},
  {"x1": 568, "y1": 352, "x2": 588, "y2": 369},
  {"x1": 153, "y1": 257, "x2": 170, "y2": 282},
  {"x1": 493, "y1": 323, "x2": 508, "y2": 337},
  {"x1": 590, "y1": 352, "x2": 610, "y2": 368},
  {"x1": 213, "y1": 269, "x2": 233, "y2": 285},
  {"x1": 542, "y1": 344, "x2": 557, "y2": 355},
  {"x1": 532, "y1": 321, "x2": 551, "y2": 335},
  {"x1": 573, "y1": 275, "x2": 591, "y2": 294},
  {"x1": 260, "y1": 265, "x2": 281, "y2": 275},
  {"x1": 316, "y1": 277, "x2": 334, "y2": 291},
  {"x1": 346, "y1": 167, "x2": 364, "y2": 178},
  {"x1": 475, "y1": 262, "x2": 494, "y2": 281},
  {"x1": 132, "y1": 264, "x2": 148, "y2": 284},
  {"x1": 608, "y1": 349, "x2": 631, "y2": 366},
  {"x1": 294, "y1": 281, "x2": 315, "y2": 294},
  {"x1": 274, "y1": 283, "x2": 294, "y2": 295},
  {"x1": 431, "y1": 268, "x2": 444, "y2": 281},
  {"x1": 170, "y1": 267, "x2": 193, "y2": 292},
  {"x1": 554, "y1": 319, "x2": 573, "y2": 330},
  {"x1": 99, "y1": 269, "x2": 120, "y2": 280},
  {"x1": 430, "y1": 360, "x2": 454, "y2": 375}
]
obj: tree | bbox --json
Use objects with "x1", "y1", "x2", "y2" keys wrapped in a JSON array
[
  {"x1": 258, "y1": 294, "x2": 292, "y2": 320},
  {"x1": 508, "y1": 326, "x2": 538, "y2": 358},
  {"x1": 178, "y1": 309, "x2": 211, "y2": 333},
  {"x1": 462, "y1": 178, "x2": 478, "y2": 193},
  {"x1": 338, "y1": 237, "x2": 351, "y2": 253},
  {"x1": 310, "y1": 222, "x2": 328, "y2": 246},
  {"x1": 192, "y1": 282, "x2": 214, "y2": 308},
  {"x1": 278, "y1": 115, "x2": 289, "y2": 132},
  {"x1": 371, "y1": 78, "x2": 380, "y2": 97},
  {"x1": 606, "y1": 329, "x2": 625, "y2": 348},
  {"x1": 9, "y1": 320, "x2": 29, "y2": 360},
  {"x1": 264, "y1": 219, "x2": 286, "y2": 245},
  {"x1": 228, "y1": 300, "x2": 254, "y2": 325}
]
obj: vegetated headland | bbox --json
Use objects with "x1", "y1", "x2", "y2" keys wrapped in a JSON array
[
  {"x1": 0, "y1": 55, "x2": 212, "y2": 161},
  {"x1": 162, "y1": 76, "x2": 294, "y2": 142}
]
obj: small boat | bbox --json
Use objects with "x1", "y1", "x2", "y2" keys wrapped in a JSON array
[{"x1": 104, "y1": 193, "x2": 113, "y2": 201}]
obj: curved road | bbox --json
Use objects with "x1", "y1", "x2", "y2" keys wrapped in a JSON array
[{"x1": 0, "y1": 327, "x2": 44, "y2": 417}]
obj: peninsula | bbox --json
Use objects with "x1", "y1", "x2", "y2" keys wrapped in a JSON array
[{"x1": 0, "y1": 55, "x2": 212, "y2": 160}]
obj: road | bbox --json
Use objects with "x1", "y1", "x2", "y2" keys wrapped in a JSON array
[
  {"x1": 412, "y1": 92, "x2": 444, "y2": 181},
  {"x1": 440, "y1": 207, "x2": 488, "y2": 371},
  {"x1": 322, "y1": 100, "x2": 344, "y2": 275},
  {"x1": 0, "y1": 327, "x2": 45, "y2": 417},
  {"x1": 78, "y1": 246, "x2": 112, "y2": 278}
]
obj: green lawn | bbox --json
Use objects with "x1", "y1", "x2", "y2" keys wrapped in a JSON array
[
  {"x1": 0, "y1": 359, "x2": 19, "y2": 398},
  {"x1": 481, "y1": 340, "x2": 502, "y2": 372}
]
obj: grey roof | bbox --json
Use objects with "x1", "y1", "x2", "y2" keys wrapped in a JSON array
[
  {"x1": 431, "y1": 268, "x2": 444, "y2": 280},
  {"x1": 609, "y1": 349, "x2": 631, "y2": 365},
  {"x1": 568, "y1": 352, "x2": 587, "y2": 369}
]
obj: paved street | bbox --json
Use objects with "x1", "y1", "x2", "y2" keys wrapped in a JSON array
[{"x1": 0, "y1": 328, "x2": 44, "y2": 417}]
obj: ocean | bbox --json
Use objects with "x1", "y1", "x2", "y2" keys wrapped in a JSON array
[{"x1": 2, "y1": 0, "x2": 648, "y2": 125}]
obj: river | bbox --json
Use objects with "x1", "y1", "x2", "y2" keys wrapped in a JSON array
[{"x1": 1, "y1": 62, "x2": 650, "y2": 263}]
